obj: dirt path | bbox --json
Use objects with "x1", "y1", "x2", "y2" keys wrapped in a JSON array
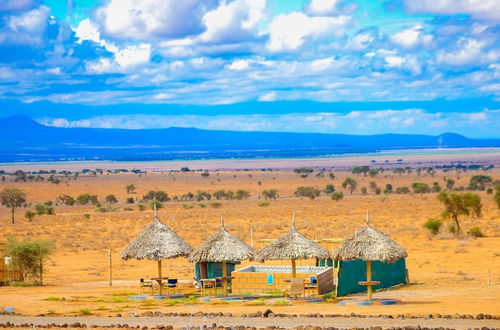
[{"x1": 1, "y1": 315, "x2": 499, "y2": 329}]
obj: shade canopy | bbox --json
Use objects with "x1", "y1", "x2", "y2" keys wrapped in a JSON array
[
  {"x1": 331, "y1": 225, "x2": 407, "y2": 263},
  {"x1": 188, "y1": 218, "x2": 255, "y2": 263},
  {"x1": 120, "y1": 216, "x2": 192, "y2": 261},
  {"x1": 255, "y1": 217, "x2": 329, "y2": 262}
]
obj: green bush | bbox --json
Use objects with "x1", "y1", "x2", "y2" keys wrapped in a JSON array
[
  {"x1": 294, "y1": 186, "x2": 321, "y2": 199},
  {"x1": 331, "y1": 192, "x2": 343, "y2": 201},
  {"x1": 423, "y1": 218, "x2": 442, "y2": 235},
  {"x1": 467, "y1": 226, "x2": 484, "y2": 237},
  {"x1": 35, "y1": 204, "x2": 55, "y2": 215},
  {"x1": 258, "y1": 201, "x2": 270, "y2": 207},
  {"x1": 210, "y1": 202, "x2": 222, "y2": 208}
]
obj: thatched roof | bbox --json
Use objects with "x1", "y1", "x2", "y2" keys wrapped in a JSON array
[
  {"x1": 120, "y1": 216, "x2": 192, "y2": 261},
  {"x1": 255, "y1": 216, "x2": 330, "y2": 262},
  {"x1": 188, "y1": 218, "x2": 255, "y2": 263},
  {"x1": 331, "y1": 224, "x2": 407, "y2": 263}
]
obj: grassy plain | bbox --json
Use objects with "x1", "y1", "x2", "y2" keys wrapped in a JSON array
[{"x1": 0, "y1": 166, "x2": 499, "y2": 317}]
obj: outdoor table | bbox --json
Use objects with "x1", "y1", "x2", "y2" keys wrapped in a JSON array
[
  {"x1": 200, "y1": 278, "x2": 216, "y2": 296},
  {"x1": 150, "y1": 277, "x2": 169, "y2": 295},
  {"x1": 215, "y1": 276, "x2": 234, "y2": 296}
]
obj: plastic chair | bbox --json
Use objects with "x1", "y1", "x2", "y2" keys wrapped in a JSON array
[
  {"x1": 140, "y1": 278, "x2": 153, "y2": 295},
  {"x1": 167, "y1": 279, "x2": 178, "y2": 293}
]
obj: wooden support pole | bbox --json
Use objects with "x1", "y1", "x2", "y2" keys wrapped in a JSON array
[
  {"x1": 250, "y1": 227, "x2": 254, "y2": 248},
  {"x1": 109, "y1": 249, "x2": 112, "y2": 287},
  {"x1": 222, "y1": 261, "x2": 228, "y2": 296},
  {"x1": 291, "y1": 259, "x2": 297, "y2": 278},
  {"x1": 158, "y1": 260, "x2": 163, "y2": 295},
  {"x1": 366, "y1": 260, "x2": 372, "y2": 301}
]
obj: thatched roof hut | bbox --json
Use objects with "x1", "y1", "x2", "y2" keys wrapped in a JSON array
[
  {"x1": 331, "y1": 225, "x2": 407, "y2": 263},
  {"x1": 188, "y1": 218, "x2": 255, "y2": 263},
  {"x1": 255, "y1": 217, "x2": 330, "y2": 263},
  {"x1": 121, "y1": 217, "x2": 192, "y2": 261},
  {"x1": 331, "y1": 214, "x2": 408, "y2": 300}
]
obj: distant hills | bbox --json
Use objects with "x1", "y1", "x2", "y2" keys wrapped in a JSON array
[{"x1": 0, "y1": 115, "x2": 499, "y2": 162}]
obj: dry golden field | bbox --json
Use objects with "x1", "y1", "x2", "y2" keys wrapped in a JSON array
[{"x1": 0, "y1": 166, "x2": 499, "y2": 317}]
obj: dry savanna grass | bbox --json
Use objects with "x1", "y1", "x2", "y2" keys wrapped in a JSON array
[{"x1": 0, "y1": 167, "x2": 499, "y2": 316}]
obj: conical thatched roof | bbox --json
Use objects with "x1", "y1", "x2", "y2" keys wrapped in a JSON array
[
  {"x1": 255, "y1": 217, "x2": 330, "y2": 262},
  {"x1": 331, "y1": 225, "x2": 407, "y2": 263},
  {"x1": 121, "y1": 216, "x2": 192, "y2": 261},
  {"x1": 188, "y1": 218, "x2": 255, "y2": 263}
]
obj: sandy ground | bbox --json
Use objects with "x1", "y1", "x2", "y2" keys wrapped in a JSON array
[
  {"x1": 2, "y1": 314, "x2": 500, "y2": 329},
  {"x1": 0, "y1": 166, "x2": 499, "y2": 319},
  {"x1": 0, "y1": 148, "x2": 499, "y2": 172}
]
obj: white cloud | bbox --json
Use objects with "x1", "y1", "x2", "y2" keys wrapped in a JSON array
[
  {"x1": 95, "y1": 0, "x2": 218, "y2": 40},
  {"x1": 0, "y1": 5, "x2": 50, "y2": 46},
  {"x1": 227, "y1": 59, "x2": 252, "y2": 71},
  {"x1": 305, "y1": 0, "x2": 357, "y2": 16},
  {"x1": 345, "y1": 33, "x2": 374, "y2": 51},
  {"x1": 0, "y1": 0, "x2": 36, "y2": 11},
  {"x1": 75, "y1": 19, "x2": 101, "y2": 44},
  {"x1": 436, "y1": 38, "x2": 497, "y2": 66},
  {"x1": 385, "y1": 56, "x2": 405, "y2": 68},
  {"x1": 258, "y1": 91, "x2": 277, "y2": 101},
  {"x1": 199, "y1": 0, "x2": 266, "y2": 43},
  {"x1": 404, "y1": 0, "x2": 500, "y2": 22},
  {"x1": 390, "y1": 25, "x2": 433, "y2": 49},
  {"x1": 114, "y1": 43, "x2": 151, "y2": 68},
  {"x1": 267, "y1": 12, "x2": 350, "y2": 52}
]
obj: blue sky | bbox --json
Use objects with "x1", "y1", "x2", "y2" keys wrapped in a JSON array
[{"x1": 0, "y1": 0, "x2": 499, "y2": 137}]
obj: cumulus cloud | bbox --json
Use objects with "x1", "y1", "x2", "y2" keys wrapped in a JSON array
[
  {"x1": 436, "y1": 38, "x2": 498, "y2": 66},
  {"x1": 95, "y1": 0, "x2": 219, "y2": 40},
  {"x1": 267, "y1": 12, "x2": 350, "y2": 52},
  {"x1": 199, "y1": 0, "x2": 266, "y2": 43},
  {"x1": 404, "y1": 0, "x2": 500, "y2": 23},
  {"x1": 390, "y1": 25, "x2": 433, "y2": 49},
  {"x1": 0, "y1": 5, "x2": 50, "y2": 46}
]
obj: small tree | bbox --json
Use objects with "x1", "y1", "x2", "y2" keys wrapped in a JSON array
[
  {"x1": 150, "y1": 200, "x2": 163, "y2": 210},
  {"x1": 423, "y1": 218, "x2": 442, "y2": 235},
  {"x1": 235, "y1": 189, "x2": 250, "y2": 200},
  {"x1": 0, "y1": 188, "x2": 27, "y2": 224},
  {"x1": 324, "y1": 184, "x2": 335, "y2": 194},
  {"x1": 412, "y1": 182, "x2": 430, "y2": 197},
  {"x1": 396, "y1": 186, "x2": 410, "y2": 194},
  {"x1": 445, "y1": 178, "x2": 455, "y2": 190},
  {"x1": 437, "y1": 191, "x2": 482, "y2": 235},
  {"x1": 342, "y1": 178, "x2": 357, "y2": 194},
  {"x1": 294, "y1": 186, "x2": 321, "y2": 200},
  {"x1": 331, "y1": 192, "x2": 344, "y2": 201},
  {"x1": 468, "y1": 175, "x2": 493, "y2": 190},
  {"x1": 494, "y1": 184, "x2": 500, "y2": 209},
  {"x1": 126, "y1": 184, "x2": 136, "y2": 194},
  {"x1": 6, "y1": 237, "x2": 55, "y2": 285},
  {"x1": 24, "y1": 210, "x2": 36, "y2": 222},
  {"x1": 262, "y1": 189, "x2": 278, "y2": 200},
  {"x1": 105, "y1": 194, "x2": 118, "y2": 204},
  {"x1": 384, "y1": 184, "x2": 393, "y2": 194}
]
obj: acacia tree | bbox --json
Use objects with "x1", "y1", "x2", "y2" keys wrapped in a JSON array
[
  {"x1": 342, "y1": 177, "x2": 358, "y2": 194},
  {"x1": 412, "y1": 182, "x2": 430, "y2": 197},
  {"x1": 0, "y1": 188, "x2": 27, "y2": 224},
  {"x1": 437, "y1": 191, "x2": 482, "y2": 235},
  {"x1": 494, "y1": 184, "x2": 500, "y2": 209},
  {"x1": 6, "y1": 236, "x2": 55, "y2": 285}
]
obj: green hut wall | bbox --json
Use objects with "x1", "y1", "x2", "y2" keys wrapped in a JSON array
[
  {"x1": 335, "y1": 258, "x2": 407, "y2": 297},
  {"x1": 194, "y1": 261, "x2": 240, "y2": 280}
]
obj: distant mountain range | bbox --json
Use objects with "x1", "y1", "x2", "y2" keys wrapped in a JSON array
[{"x1": 0, "y1": 115, "x2": 499, "y2": 162}]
